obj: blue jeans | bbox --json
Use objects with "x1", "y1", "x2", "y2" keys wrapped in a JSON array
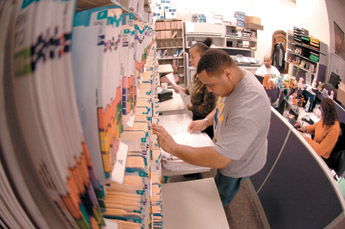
[{"x1": 215, "y1": 170, "x2": 248, "y2": 206}]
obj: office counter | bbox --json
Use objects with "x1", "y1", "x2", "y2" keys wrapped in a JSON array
[
  {"x1": 251, "y1": 107, "x2": 345, "y2": 228},
  {"x1": 162, "y1": 178, "x2": 229, "y2": 229},
  {"x1": 159, "y1": 112, "x2": 212, "y2": 176},
  {"x1": 158, "y1": 91, "x2": 227, "y2": 228},
  {"x1": 158, "y1": 91, "x2": 186, "y2": 115}
]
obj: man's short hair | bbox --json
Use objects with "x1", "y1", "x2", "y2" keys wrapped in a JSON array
[
  {"x1": 264, "y1": 55, "x2": 272, "y2": 60},
  {"x1": 196, "y1": 49, "x2": 235, "y2": 77}
]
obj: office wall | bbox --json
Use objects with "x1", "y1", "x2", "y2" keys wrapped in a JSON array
[
  {"x1": 251, "y1": 0, "x2": 298, "y2": 63},
  {"x1": 325, "y1": 0, "x2": 345, "y2": 82},
  {"x1": 153, "y1": 0, "x2": 343, "y2": 74},
  {"x1": 326, "y1": 0, "x2": 345, "y2": 55}
]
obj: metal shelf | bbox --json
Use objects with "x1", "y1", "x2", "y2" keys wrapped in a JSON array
[
  {"x1": 76, "y1": 0, "x2": 150, "y2": 22},
  {"x1": 287, "y1": 51, "x2": 318, "y2": 64},
  {"x1": 221, "y1": 47, "x2": 255, "y2": 51},
  {"x1": 289, "y1": 42, "x2": 320, "y2": 53},
  {"x1": 156, "y1": 37, "x2": 183, "y2": 40},
  {"x1": 288, "y1": 61, "x2": 315, "y2": 74},
  {"x1": 225, "y1": 36, "x2": 257, "y2": 42},
  {"x1": 158, "y1": 57, "x2": 183, "y2": 60},
  {"x1": 185, "y1": 34, "x2": 225, "y2": 38},
  {"x1": 156, "y1": 46, "x2": 183, "y2": 49}
]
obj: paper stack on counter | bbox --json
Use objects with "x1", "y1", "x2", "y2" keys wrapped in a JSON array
[{"x1": 159, "y1": 113, "x2": 214, "y2": 172}]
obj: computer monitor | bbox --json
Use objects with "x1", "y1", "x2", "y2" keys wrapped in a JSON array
[
  {"x1": 303, "y1": 90, "x2": 316, "y2": 112},
  {"x1": 289, "y1": 105, "x2": 299, "y2": 120},
  {"x1": 276, "y1": 98, "x2": 287, "y2": 116},
  {"x1": 254, "y1": 74, "x2": 264, "y2": 84}
]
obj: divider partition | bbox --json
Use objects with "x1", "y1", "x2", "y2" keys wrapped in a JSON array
[{"x1": 250, "y1": 107, "x2": 345, "y2": 228}]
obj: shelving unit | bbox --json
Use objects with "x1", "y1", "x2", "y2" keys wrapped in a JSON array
[
  {"x1": 225, "y1": 25, "x2": 258, "y2": 56},
  {"x1": 184, "y1": 22, "x2": 258, "y2": 56},
  {"x1": 0, "y1": 1, "x2": 162, "y2": 228},
  {"x1": 183, "y1": 22, "x2": 260, "y2": 85},
  {"x1": 155, "y1": 19, "x2": 186, "y2": 85},
  {"x1": 286, "y1": 27, "x2": 328, "y2": 85}
]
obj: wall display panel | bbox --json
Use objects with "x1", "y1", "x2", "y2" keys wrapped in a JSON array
[
  {"x1": 250, "y1": 109, "x2": 290, "y2": 192},
  {"x1": 258, "y1": 131, "x2": 343, "y2": 228}
]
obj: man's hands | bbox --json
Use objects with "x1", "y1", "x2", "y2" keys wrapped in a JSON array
[
  {"x1": 152, "y1": 123, "x2": 177, "y2": 154},
  {"x1": 187, "y1": 120, "x2": 208, "y2": 133}
]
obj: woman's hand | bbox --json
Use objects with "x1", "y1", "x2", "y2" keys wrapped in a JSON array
[
  {"x1": 294, "y1": 121, "x2": 305, "y2": 132},
  {"x1": 187, "y1": 103, "x2": 193, "y2": 111},
  {"x1": 174, "y1": 85, "x2": 186, "y2": 94}
]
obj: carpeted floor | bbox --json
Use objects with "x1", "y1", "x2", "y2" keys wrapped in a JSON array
[{"x1": 166, "y1": 169, "x2": 269, "y2": 229}]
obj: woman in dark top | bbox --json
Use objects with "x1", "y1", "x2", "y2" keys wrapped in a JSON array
[{"x1": 177, "y1": 38, "x2": 216, "y2": 138}]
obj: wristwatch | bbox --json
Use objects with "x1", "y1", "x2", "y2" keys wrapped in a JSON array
[{"x1": 203, "y1": 118, "x2": 209, "y2": 127}]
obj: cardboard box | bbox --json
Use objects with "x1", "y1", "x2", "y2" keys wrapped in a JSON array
[
  {"x1": 164, "y1": 21, "x2": 171, "y2": 30},
  {"x1": 155, "y1": 31, "x2": 161, "y2": 39},
  {"x1": 171, "y1": 20, "x2": 182, "y2": 29},
  {"x1": 245, "y1": 22, "x2": 264, "y2": 31},
  {"x1": 245, "y1": 16, "x2": 261, "y2": 25},
  {"x1": 337, "y1": 82, "x2": 345, "y2": 106}
]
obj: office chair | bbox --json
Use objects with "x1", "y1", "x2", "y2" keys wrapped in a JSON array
[
  {"x1": 325, "y1": 150, "x2": 345, "y2": 175},
  {"x1": 325, "y1": 122, "x2": 345, "y2": 175}
]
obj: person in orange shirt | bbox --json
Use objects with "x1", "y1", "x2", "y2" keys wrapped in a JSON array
[{"x1": 295, "y1": 98, "x2": 340, "y2": 159}]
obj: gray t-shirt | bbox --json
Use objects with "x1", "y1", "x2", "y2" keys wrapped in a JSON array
[{"x1": 214, "y1": 70, "x2": 271, "y2": 178}]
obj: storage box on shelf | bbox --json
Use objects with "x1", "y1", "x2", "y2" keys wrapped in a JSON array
[
  {"x1": 244, "y1": 15, "x2": 264, "y2": 31},
  {"x1": 245, "y1": 16, "x2": 261, "y2": 25},
  {"x1": 155, "y1": 19, "x2": 185, "y2": 85}
]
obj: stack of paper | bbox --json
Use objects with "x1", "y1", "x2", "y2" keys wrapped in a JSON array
[{"x1": 159, "y1": 114, "x2": 214, "y2": 172}]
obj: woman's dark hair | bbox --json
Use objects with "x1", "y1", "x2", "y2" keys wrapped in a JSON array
[
  {"x1": 190, "y1": 38, "x2": 212, "y2": 54},
  {"x1": 203, "y1": 38, "x2": 213, "y2": 47},
  {"x1": 321, "y1": 98, "x2": 338, "y2": 125}
]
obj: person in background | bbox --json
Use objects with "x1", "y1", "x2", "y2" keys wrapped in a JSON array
[
  {"x1": 153, "y1": 49, "x2": 271, "y2": 207},
  {"x1": 255, "y1": 55, "x2": 281, "y2": 77},
  {"x1": 295, "y1": 98, "x2": 340, "y2": 159},
  {"x1": 176, "y1": 38, "x2": 216, "y2": 138}
]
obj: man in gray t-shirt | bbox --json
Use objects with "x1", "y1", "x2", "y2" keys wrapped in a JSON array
[{"x1": 153, "y1": 49, "x2": 271, "y2": 206}]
